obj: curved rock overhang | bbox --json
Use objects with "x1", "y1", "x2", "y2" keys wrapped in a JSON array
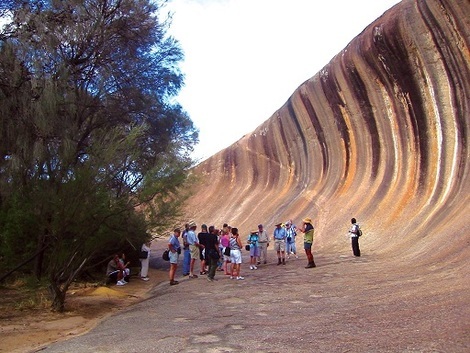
[{"x1": 184, "y1": 0, "x2": 469, "y2": 268}]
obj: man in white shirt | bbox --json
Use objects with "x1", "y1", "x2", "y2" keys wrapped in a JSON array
[
  {"x1": 257, "y1": 224, "x2": 270, "y2": 265},
  {"x1": 186, "y1": 221, "x2": 201, "y2": 278}
]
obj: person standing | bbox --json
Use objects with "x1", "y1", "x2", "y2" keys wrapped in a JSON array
[
  {"x1": 273, "y1": 222, "x2": 287, "y2": 265},
  {"x1": 348, "y1": 217, "x2": 361, "y2": 257},
  {"x1": 229, "y1": 227, "x2": 244, "y2": 280},
  {"x1": 247, "y1": 230, "x2": 260, "y2": 270},
  {"x1": 285, "y1": 221, "x2": 298, "y2": 259},
  {"x1": 299, "y1": 217, "x2": 316, "y2": 268},
  {"x1": 168, "y1": 228, "x2": 181, "y2": 285},
  {"x1": 181, "y1": 223, "x2": 190, "y2": 276},
  {"x1": 139, "y1": 241, "x2": 151, "y2": 281},
  {"x1": 206, "y1": 226, "x2": 221, "y2": 281},
  {"x1": 257, "y1": 224, "x2": 269, "y2": 265},
  {"x1": 186, "y1": 221, "x2": 201, "y2": 278},
  {"x1": 198, "y1": 224, "x2": 210, "y2": 275},
  {"x1": 220, "y1": 224, "x2": 231, "y2": 275}
]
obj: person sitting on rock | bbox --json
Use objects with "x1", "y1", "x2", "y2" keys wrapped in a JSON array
[
  {"x1": 106, "y1": 254, "x2": 127, "y2": 286},
  {"x1": 118, "y1": 252, "x2": 131, "y2": 282}
]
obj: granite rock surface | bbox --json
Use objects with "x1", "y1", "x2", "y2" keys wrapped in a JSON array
[{"x1": 184, "y1": 0, "x2": 469, "y2": 269}]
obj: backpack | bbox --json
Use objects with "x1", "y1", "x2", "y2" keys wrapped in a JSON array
[
  {"x1": 162, "y1": 249, "x2": 170, "y2": 261},
  {"x1": 356, "y1": 224, "x2": 362, "y2": 237}
]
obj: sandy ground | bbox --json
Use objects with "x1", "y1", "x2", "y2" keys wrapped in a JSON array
[{"x1": 0, "y1": 267, "x2": 168, "y2": 353}]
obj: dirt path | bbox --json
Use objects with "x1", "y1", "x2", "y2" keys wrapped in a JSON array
[{"x1": 0, "y1": 267, "x2": 168, "y2": 353}]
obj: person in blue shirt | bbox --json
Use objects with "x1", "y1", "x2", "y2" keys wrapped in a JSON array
[
  {"x1": 186, "y1": 221, "x2": 201, "y2": 278},
  {"x1": 273, "y1": 222, "x2": 287, "y2": 265},
  {"x1": 168, "y1": 228, "x2": 181, "y2": 285},
  {"x1": 247, "y1": 230, "x2": 260, "y2": 270},
  {"x1": 181, "y1": 223, "x2": 191, "y2": 276},
  {"x1": 285, "y1": 221, "x2": 298, "y2": 260}
]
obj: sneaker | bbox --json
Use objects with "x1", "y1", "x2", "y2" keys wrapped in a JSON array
[
  {"x1": 295, "y1": 255, "x2": 299, "y2": 259},
  {"x1": 116, "y1": 280, "x2": 126, "y2": 286},
  {"x1": 250, "y1": 265, "x2": 254, "y2": 270},
  {"x1": 207, "y1": 277, "x2": 214, "y2": 282},
  {"x1": 189, "y1": 274, "x2": 198, "y2": 279},
  {"x1": 141, "y1": 277, "x2": 150, "y2": 281},
  {"x1": 230, "y1": 276, "x2": 234, "y2": 280},
  {"x1": 287, "y1": 255, "x2": 290, "y2": 259},
  {"x1": 236, "y1": 276, "x2": 245, "y2": 280},
  {"x1": 253, "y1": 265, "x2": 258, "y2": 270},
  {"x1": 170, "y1": 280, "x2": 179, "y2": 285}
]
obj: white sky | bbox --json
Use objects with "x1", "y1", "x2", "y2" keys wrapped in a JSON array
[{"x1": 162, "y1": 0, "x2": 401, "y2": 162}]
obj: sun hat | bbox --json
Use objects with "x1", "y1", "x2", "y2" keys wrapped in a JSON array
[
  {"x1": 302, "y1": 217, "x2": 312, "y2": 224},
  {"x1": 275, "y1": 222, "x2": 282, "y2": 226},
  {"x1": 188, "y1": 220, "x2": 197, "y2": 228}
]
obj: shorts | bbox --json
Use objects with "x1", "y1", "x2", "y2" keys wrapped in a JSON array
[
  {"x1": 274, "y1": 240, "x2": 286, "y2": 252},
  {"x1": 222, "y1": 247, "x2": 231, "y2": 261},
  {"x1": 199, "y1": 247, "x2": 205, "y2": 260},
  {"x1": 304, "y1": 242, "x2": 312, "y2": 250},
  {"x1": 169, "y1": 250, "x2": 179, "y2": 264},
  {"x1": 189, "y1": 244, "x2": 199, "y2": 259},
  {"x1": 230, "y1": 249, "x2": 242, "y2": 264},
  {"x1": 250, "y1": 245, "x2": 260, "y2": 257}
]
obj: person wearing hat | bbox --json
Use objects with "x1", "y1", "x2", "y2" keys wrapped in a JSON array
[
  {"x1": 299, "y1": 217, "x2": 316, "y2": 268},
  {"x1": 247, "y1": 229, "x2": 260, "y2": 270},
  {"x1": 285, "y1": 220, "x2": 299, "y2": 260},
  {"x1": 273, "y1": 222, "x2": 287, "y2": 265},
  {"x1": 257, "y1": 224, "x2": 270, "y2": 265},
  {"x1": 186, "y1": 221, "x2": 201, "y2": 278}
]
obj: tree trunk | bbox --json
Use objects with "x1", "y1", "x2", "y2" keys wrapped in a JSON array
[
  {"x1": 48, "y1": 256, "x2": 88, "y2": 312},
  {"x1": 49, "y1": 281, "x2": 66, "y2": 312}
]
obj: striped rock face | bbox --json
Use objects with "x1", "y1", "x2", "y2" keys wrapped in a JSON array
[{"x1": 184, "y1": 0, "x2": 469, "y2": 267}]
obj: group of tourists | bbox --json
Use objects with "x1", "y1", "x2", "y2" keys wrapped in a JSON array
[
  {"x1": 163, "y1": 216, "x2": 352, "y2": 286},
  {"x1": 106, "y1": 217, "x2": 362, "y2": 287}
]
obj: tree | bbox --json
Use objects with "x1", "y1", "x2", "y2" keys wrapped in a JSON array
[{"x1": 0, "y1": 0, "x2": 198, "y2": 311}]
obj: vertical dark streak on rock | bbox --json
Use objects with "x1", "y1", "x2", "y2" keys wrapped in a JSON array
[
  {"x1": 286, "y1": 99, "x2": 309, "y2": 163},
  {"x1": 320, "y1": 66, "x2": 351, "y2": 180},
  {"x1": 419, "y1": 0, "x2": 469, "y2": 189},
  {"x1": 299, "y1": 89, "x2": 328, "y2": 174},
  {"x1": 279, "y1": 104, "x2": 292, "y2": 167},
  {"x1": 375, "y1": 19, "x2": 431, "y2": 192},
  {"x1": 347, "y1": 65, "x2": 381, "y2": 180}
]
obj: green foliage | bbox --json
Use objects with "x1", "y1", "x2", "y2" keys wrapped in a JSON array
[
  {"x1": 0, "y1": 192, "x2": 39, "y2": 268},
  {"x1": 0, "y1": 0, "x2": 198, "y2": 311}
]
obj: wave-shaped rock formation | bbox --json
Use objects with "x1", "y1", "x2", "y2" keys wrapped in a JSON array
[{"x1": 184, "y1": 0, "x2": 469, "y2": 269}]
